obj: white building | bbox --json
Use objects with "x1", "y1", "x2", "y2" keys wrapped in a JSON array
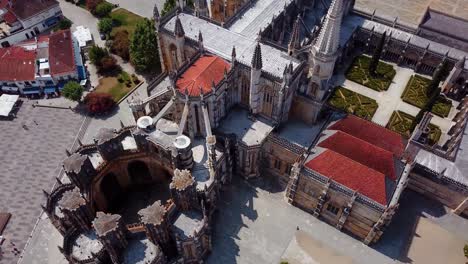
[
  {"x1": 0, "y1": 0, "x2": 62, "y2": 48},
  {"x1": 0, "y1": 29, "x2": 85, "y2": 96}
]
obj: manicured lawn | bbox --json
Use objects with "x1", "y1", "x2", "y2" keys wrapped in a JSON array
[
  {"x1": 95, "y1": 71, "x2": 138, "y2": 102},
  {"x1": 110, "y1": 8, "x2": 145, "y2": 38},
  {"x1": 401, "y1": 75, "x2": 452, "y2": 117},
  {"x1": 328, "y1": 86, "x2": 378, "y2": 120},
  {"x1": 387, "y1": 111, "x2": 441, "y2": 145},
  {"x1": 345, "y1": 55, "x2": 396, "y2": 92}
]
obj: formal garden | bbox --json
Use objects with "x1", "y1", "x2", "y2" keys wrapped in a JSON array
[
  {"x1": 401, "y1": 75, "x2": 452, "y2": 117},
  {"x1": 345, "y1": 55, "x2": 396, "y2": 92},
  {"x1": 387, "y1": 111, "x2": 442, "y2": 145},
  {"x1": 328, "y1": 87, "x2": 378, "y2": 120}
]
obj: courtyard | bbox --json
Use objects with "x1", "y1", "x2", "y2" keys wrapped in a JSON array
[
  {"x1": 0, "y1": 101, "x2": 85, "y2": 263},
  {"x1": 334, "y1": 56, "x2": 459, "y2": 145}
]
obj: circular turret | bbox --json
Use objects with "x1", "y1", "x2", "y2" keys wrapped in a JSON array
[
  {"x1": 174, "y1": 135, "x2": 194, "y2": 169},
  {"x1": 137, "y1": 116, "x2": 155, "y2": 132}
]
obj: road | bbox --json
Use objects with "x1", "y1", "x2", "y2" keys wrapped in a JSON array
[{"x1": 106, "y1": 0, "x2": 166, "y2": 18}]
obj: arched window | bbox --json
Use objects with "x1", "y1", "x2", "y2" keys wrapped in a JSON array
[
  {"x1": 101, "y1": 173, "x2": 123, "y2": 212},
  {"x1": 128, "y1": 161, "x2": 152, "y2": 185}
]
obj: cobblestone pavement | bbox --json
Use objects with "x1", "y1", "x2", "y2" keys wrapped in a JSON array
[
  {"x1": 0, "y1": 101, "x2": 84, "y2": 263},
  {"x1": 207, "y1": 177, "x2": 398, "y2": 264}
]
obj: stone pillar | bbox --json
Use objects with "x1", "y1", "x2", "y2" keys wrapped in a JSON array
[
  {"x1": 63, "y1": 153, "x2": 96, "y2": 191},
  {"x1": 170, "y1": 169, "x2": 199, "y2": 211},
  {"x1": 58, "y1": 187, "x2": 93, "y2": 232},
  {"x1": 93, "y1": 212, "x2": 127, "y2": 264},
  {"x1": 139, "y1": 201, "x2": 174, "y2": 257}
]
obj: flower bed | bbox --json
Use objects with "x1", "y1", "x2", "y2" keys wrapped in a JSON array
[
  {"x1": 345, "y1": 55, "x2": 396, "y2": 92},
  {"x1": 328, "y1": 87, "x2": 378, "y2": 120}
]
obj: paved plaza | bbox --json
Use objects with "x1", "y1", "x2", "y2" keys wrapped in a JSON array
[
  {"x1": 206, "y1": 177, "x2": 397, "y2": 264},
  {"x1": 0, "y1": 101, "x2": 84, "y2": 263}
]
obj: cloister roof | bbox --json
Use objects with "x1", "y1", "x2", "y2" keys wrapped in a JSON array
[{"x1": 306, "y1": 150, "x2": 388, "y2": 205}]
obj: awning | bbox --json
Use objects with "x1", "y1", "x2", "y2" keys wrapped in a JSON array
[
  {"x1": 1, "y1": 86, "x2": 18, "y2": 92},
  {"x1": 77, "y1": 65, "x2": 86, "y2": 80},
  {"x1": 0, "y1": 94, "x2": 19, "y2": 117},
  {"x1": 44, "y1": 87, "x2": 57, "y2": 94},
  {"x1": 57, "y1": 82, "x2": 66, "y2": 90},
  {"x1": 45, "y1": 16, "x2": 59, "y2": 27},
  {"x1": 22, "y1": 88, "x2": 41, "y2": 95}
]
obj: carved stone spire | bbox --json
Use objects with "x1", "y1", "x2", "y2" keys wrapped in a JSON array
[
  {"x1": 288, "y1": 15, "x2": 301, "y2": 55},
  {"x1": 153, "y1": 4, "x2": 159, "y2": 19},
  {"x1": 174, "y1": 15, "x2": 185, "y2": 38},
  {"x1": 251, "y1": 42, "x2": 263, "y2": 70},
  {"x1": 313, "y1": 0, "x2": 343, "y2": 56}
]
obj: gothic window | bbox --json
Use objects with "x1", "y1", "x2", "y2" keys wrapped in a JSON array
[
  {"x1": 240, "y1": 76, "x2": 249, "y2": 105},
  {"x1": 262, "y1": 86, "x2": 274, "y2": 117},
  {"x1": 326, "y1": 203, "x2": 340, "y2": 215},
  {"x1": 169, "y1": 44, "x2": 178, "y2": 69},
  {"x1": 274, "y1": 159, "x2": 281, "y2": 170},
  {"x1": 286, "y1": 164, "x2": 292, "y2": 175}
]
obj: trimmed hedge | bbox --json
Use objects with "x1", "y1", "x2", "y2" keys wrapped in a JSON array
[
  {"x1": 346, "y1": 55, "x2": 396, "y2": 92},
  {"x1": 387, "y1": 111, "x2": 441, "y2": 145},
  {"x1": 328, "y1": 86, "x2": 379, "y2": 120},
  {"x1": 401, "y1": 75, "x2": 452, "y2": 117}
]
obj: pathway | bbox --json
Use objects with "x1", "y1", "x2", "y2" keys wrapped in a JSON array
[
  {"x1": 334, "y1": 65, "x2": 455, "y2": 144},
  {"x1": 59, "y1": 0, "x2": 104, "y2": 47}
]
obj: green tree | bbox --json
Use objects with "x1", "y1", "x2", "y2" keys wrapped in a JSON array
[
  {"x1": 62, "y1": 81, "x2": 84, "y2": 102},
  {"x1": 56, "y1": 18, "x2": 72, "y2": 30},
  {"x1": 130, "y1": 18, "x2": 160, "y2": 72},
  {"x1": 426, "y1": 60, "x2": 447, "y2": 96},
  {"x1": 94, "y1": 1, "x2": 114, "y2": 17},
  {"x1": 161, "y1": 0, "x2": 176, "y2": 16},
  {"x1": 369, "y1": 31, "x2": 386, "y2": 76},
  {"x1": 89, "y1": 45, "x2": 109, "y2": 66},
  {"x1": 98, "y1": 17, "x2": 113, "y2": 34}
]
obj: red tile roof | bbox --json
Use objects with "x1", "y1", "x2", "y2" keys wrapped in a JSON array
[
  {"x1": 176, "y1": 55, "x2": 230, "y2": 96},
  {"x1": 49, "y1": 29, "x2": 76, "y2": 76},
  {"x1": 306, "y1": 150, "x2": 388, "y2": 205},
  {"x1": 3, "y1": 10, "x2": 17, "y2": 24},
  {"x1": 0, "y1": 46, "x2": 36, "y2": 81},
  {"x1": 329, "y1": 115, "x2": 405, "y2": 157},
  {"x1": 0, "y1": 0, "x2": 8, "y2": 9},
  {"x1": 318, "y1": 131, "x2": 397, "y2": 181},
  {"x1": 8, "y1": 0, "x2": 58, "y2": 20}
]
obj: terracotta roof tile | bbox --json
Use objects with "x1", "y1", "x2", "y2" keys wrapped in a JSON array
[
  {"x1": 3, "y1": 10, "x2": 17, "y2": 24},
  {"x1": 176, "y1": 55, "x2": 230, "y2": 97},
  {"x1": 9, "y1": 0, "x2": 58, "y2": 20},
  {"x1": 306, "y1": 150, "x2": 388, "y2": 205},
  {"x1": 318, "y1": 131, "x2": 397, "y2": 181},
  {"x1": 49, "y1": 29, "x2": 76, "y2": 76},
  {"x1": 0, "y1": 46, "x2": 36, "y2": 81},
  {"x1": 329, "y1": 115, "x2": 405, "y2": 157}
]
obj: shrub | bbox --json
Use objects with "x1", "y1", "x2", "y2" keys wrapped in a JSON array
[
  {"x1": 61, "y1": 81, "x2": 84, "y2": 101},
  {"x1": 161, "y1": 0, "x2": 176, "y2": 16},
  {"x1": 94, "y1": 1, "x2": 113, "y2": 17},
  {"x1": 110, "y1": 30, "x2": 130, "y2": 60},
  {"x1": 130, "y1": 18, "x2": 160, "y2": 72},
  {"x1": 86, "y1": 0, "x2": 103, "y2": 12},
  {"x1": 88, "y1": 45, "x2": 109, "y2": 66},
  {"x1": 84, "y1": 92, "x2": 116, "y2": 114},
  {"x1": 56, "y1": 18, "x2": 72, "y2": 30},
  {"x1": 99, "y1": 55, "x2": 118, "y2": 74},
  {"x1": 98, "y1": 17, "x2": 113, "y2": 34}
]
